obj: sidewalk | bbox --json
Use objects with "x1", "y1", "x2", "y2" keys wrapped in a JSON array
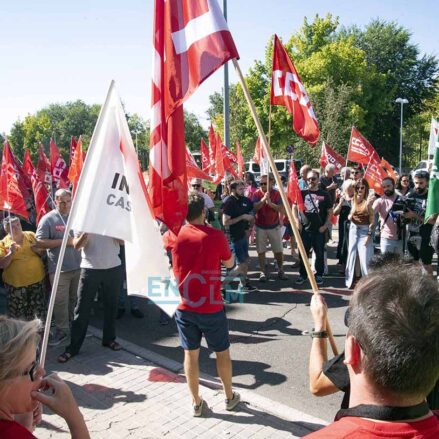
[{"x1": 36, "y1": 327, "x2": 326, "y2": 438}]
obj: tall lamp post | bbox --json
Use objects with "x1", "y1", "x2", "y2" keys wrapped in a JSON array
[{"x1": 395, "y1": 97, "x2": 408, "y2": 172}]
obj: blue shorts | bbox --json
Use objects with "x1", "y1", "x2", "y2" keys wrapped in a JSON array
[
  {"x1": 174, "y1": 309, "x2": 230, "y2": 352},
  {"x1": 230, "y1": 236, "x2": 249, "y2": 264}
]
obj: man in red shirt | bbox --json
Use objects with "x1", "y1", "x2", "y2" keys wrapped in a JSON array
[
  {"x1": 172, "y1": 192, "x2": 240, "y2": 417},
  {"x1": 253, "y1": 173, "x2": 286, "y2": 281},
  {"x1": 305, "y1": 262, "x2": 439, "y2": 438}
]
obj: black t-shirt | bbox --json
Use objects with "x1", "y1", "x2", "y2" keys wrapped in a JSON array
[
  {"x1": 320, "y1": 176, "x2": 338, "y2": 205},
  {"x1": 406, "y1": 190, "x2": 433, "y2": 238},
  {"x1": 323, "y1": 352, "x2": 350, "y2": 409},
  {"x1": 223, "y1": 195, "x2": 254, "y2": 241},
  {"x1": 300, "y1": 189, "x2": 332, "y2": 232}
]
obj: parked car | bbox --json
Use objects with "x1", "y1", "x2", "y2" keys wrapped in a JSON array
[{"x1": 411, "y1": 159, "x2": 433, "y2": 179}]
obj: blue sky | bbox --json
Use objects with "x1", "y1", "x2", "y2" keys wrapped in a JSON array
[{"x1": 0, "y1": 0, "x2": 437, "y2": 135}]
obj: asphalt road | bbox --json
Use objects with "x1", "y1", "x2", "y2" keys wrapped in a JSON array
[{"x1": 91, "y1": 233, "x2": 351, "y2": 422}]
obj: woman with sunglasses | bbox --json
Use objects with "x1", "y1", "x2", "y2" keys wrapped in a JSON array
[
  {"x1": 345, "y1": 179, "x2": 374, "y2": 288},
  {"x1": 0, "y1": 316, "x2": 90, "y2": 438},
  {"x1": 395, "y1": 174, "x2": 412, "y2": 198}
]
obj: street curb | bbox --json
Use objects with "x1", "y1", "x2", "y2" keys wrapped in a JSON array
[{"x1": 88, "y1": 325, "x2": 327, "y2": 429}]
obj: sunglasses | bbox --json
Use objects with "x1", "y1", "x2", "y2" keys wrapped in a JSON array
[
  {"x1": 307, "y1": 177, "x2": 317, "y2": 181},
  {"x1": 356, "y1": 186, "x2": 366, "y2": 190},
  {"x1": 260, "y1": 182, "x2": 268, "y2": 186},
  {"x1": 191, "y1": 184, "x2": 201, "y2": 188}
]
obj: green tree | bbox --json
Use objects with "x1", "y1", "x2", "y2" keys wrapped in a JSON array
[{"x1": 184, "y1": 110, "x2": 207, "y2": 152}]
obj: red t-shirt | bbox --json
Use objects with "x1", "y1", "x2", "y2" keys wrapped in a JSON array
[
  {"x1": 0, "y1": 420, "x2": 37, "y2": 438},
  {"x1": 305, "y1": 412, "x2": 439, "y2": 438},
  {"x1": 172, "y1": 224, "x2": 232, "y2": 314},
  {"x1": 253, "y1": 189, "x2": 282, "y2": 228}
]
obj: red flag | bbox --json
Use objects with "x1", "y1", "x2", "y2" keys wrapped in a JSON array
[
  {"x1": 185, "y1": 148, "x2": 213, "y2": 181},
  {"x1": 68, "y1": 136, "x2": 84, "y2": 196},
  {"x1": 380, "y1": 158, "x2": 397, "y2": 181},
  {"x1": 50, "y1": 138, "x2": 69, "y2": 189},
  {"x1": 148, "y1": 0, "x2": 238, "y2": 234},
  {"x1": 347, "y1": 126, "x2": 379, "y2": 166},
  {"x1": 236, "y1": 141, "x2": 245, "y2": 178},
  {"x1": 287, "y1": 160, "x2": 304, "y2": 212},
  {"x1": 271, "y1": 34, "x2": 320, "y2": 144},
  {"x1": 218, "y1": 135, "x2": 238, "y2": 178},
  {"x1": 319, "y1": 142, "x2": 346, "y2": 171},
  {"x1": 23, "y1": 149, "x2": 50, "y2": 224},
  {"x1": 213, "y1": 137, "x2": 225, "y2": 185},
  {"x1": 200, "y1": 138, "x2": 210, "y2": 173},
  {"x1": 0, "y1": 142, "x2": 29, "y2": 219},
  {"x1": 253, "y1": 137, "x2": 262, "y2": 165},
  {"x1": 70, "y1": 136, "x2": 77, "y2": 165},
  {"x1": 208, "y1": 125, "x2": 216, "y2": 173},
  {"x1": 364, "y1": 154, "x2": 387, "y2": 196},
  {"x1": 37, "y1": 143, "x2": 52, "y2": 186},
  {"x1": 222, "y1": 144, "x2": 238, "y2": 164}
]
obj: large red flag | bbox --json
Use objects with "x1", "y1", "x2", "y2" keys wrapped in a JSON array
[
  {"x1": 287, "y1": 160, "x2": 304, "y2": 212},
  {"x1": 347, "y1": 126, "x2": 379, "y2": 165},
  {"x1": 0, "y1": 143, "x2": 29, "y2": 219},
  {"x1": 50, "y1": 138, "x2": 69, "y2": 189},
  {"x1": 365, "y1": 154, "x2": 387, "y2": 196},
  {"x1": 236, "y1": 141, "x2": 245, "y2": 178},
  {"x1": 200, "y1": 138, "x2": 210, "y2": 173},
  {"x1": 37, "y1": 143, "x2": 52, "y2": 186},
  {"x1": 148, "y1": 0, "x2": 239, "y2": 234},
  {"x1": 271, "y1": 34, "x2": 320, "y2": 145},
  {"x1": 68, "y1": 136, "x2": 84, "y2": 196},
  {"x1": 185, "y1": 148, "x2": 213, "y2": 181},
  {"x1": 23, "y1": 149, "x2": 50, "y2": 224},
  {"x1": 319, "y1": 142, "x2": 346, "y2": 171}
]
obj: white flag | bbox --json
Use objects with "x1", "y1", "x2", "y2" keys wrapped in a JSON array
[
  {"x1": 428, "y1": 117, "x2": 439, "y2": 157},
  {"x1": 69, "y1": 81, "x2": 179, "y2": 316}
]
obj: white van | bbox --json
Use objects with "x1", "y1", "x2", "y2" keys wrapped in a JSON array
[
  {"x1": 411, "y1": 159, "x2": 433, "y2": 179},
  {"x1": 245, "y1": 159, "x2": 302, "y2": 181}
]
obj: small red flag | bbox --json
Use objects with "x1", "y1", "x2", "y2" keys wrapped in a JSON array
[
  {"x1": 220, "y1": 141, "x2": 238, "y2": 178},
  {"x1": 0, "y1": 142, "x2": 29, "y2": 219},
  {"x1": 380, "y1": 158, "x2": 397, "y2": 181},
  {"x1": 271, "y1": 34, "x2": 320, "y2": 145},
  {"x1": 236, "y1": 142, "x2": 245, "y2": 178},
  {"x1": 68, "y1": 136, "x2": 84, "y2": 196},
  {"x1": 208, "y1": 125, "x2": 216, "y2": 173},
  {"x1": 253, "y1": 137, "x2": 262, "y2": 165},
  {"x1": 347, "y1": 127, "x2": 380, "y2": 166},
  {"x1": 287, "y1": 160, "x2": 304, "y2": 212},
  {"x1": 213, "y1": 137, "x2": 225, "y2": 185},
  {"x1": 364, "y1": 154, "x2": 387, "y2": 196},
  {"x1": 319, "y1": 142, "x2": 346, "y2": 171},
  {"x1": 37, "y1": 143, "x2": 52, "y2": 186},
  {"x1": 50, "y1": 138, "x2": 69, "y2": 189},
  {"x1": 70, "y1": 136, "x2": 77, "y2": 165},
  {"x1": 185, "y1": 148, "x2": 213, "y2": 181},
  {"x1": 23, "y1": 149, "x2": 50, "y2": 224},
  {"x1": 200, "y1": 138, "x2": 210, "y2": 173}
]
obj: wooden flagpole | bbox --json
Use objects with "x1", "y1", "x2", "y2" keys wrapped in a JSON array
[{"x1": 232, "y1": 58, "x2": 338, "y2": 355}]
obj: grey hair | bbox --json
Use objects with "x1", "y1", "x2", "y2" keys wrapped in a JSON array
[
  {"x1": 325, "y1": 164, "x2": 336, "y2": 172},
  {"x1": 0, "y1": 317, "x2": 41, "y2": 387},
  {"x1": 55, "y1": 189, "x2": 72, "y2": 198}
]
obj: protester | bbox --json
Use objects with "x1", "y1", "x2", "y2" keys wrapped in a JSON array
[
  {"x1": 244, "y1": 172, "x2": 258, "y2": 199},
  {"x1": 395, "y1": 173, "x2": 412, "y2": 198},
  {"x1": 351, "y1": 165, "x2": 364, "y2": 182},
  {"x1": 405, "y1": 170, "x2": 437, "y2": 275},
  {"x1": 189, "y1": 178, "x2": 215, "y2": 223},
  {"x1": 372, "y1": 177, "x2": 403, "y2": 255},
  {"x1": 172, "y1": 192, "x2": 240, "y2": 417},
  {"x1": 294, "y1": 170, "x2": 332, "y2": 286},
  {"x1": 222, "y1": 180, "x2": 255, "y2": 291},
  {"x1": 58, "y1": 233, "x2": 123, "y2": 363},
  {"x1": 253, "y1": 173, "x2": 287, "y2": 281},
  {"x1": 36, "y1": 189, "x2": 81, "y2": 346},
  {"x1": 0, "y1": 316, "x2": 90, "y2": 438},
  {"x1": 333, "y1": 179, "x2": 355, "y2": 271},
  {"x1": 319, "y1": 164, "x2": 338, "y2": 207},
  {"x1": 306, "y1": 262, "x2": 439, "y2": 438},
  {"x1": 0, "y1": 217, "x2": 46, "y2": 321},
  {"x1": 339, "y1": 167, "x2": 351, "y2": 182},
  {"x1": 345, "y1": 179, "x2": 374, "y2": 288},
  {"x1": 298, "y1": 165, "x2": 312, "y2": 190}
]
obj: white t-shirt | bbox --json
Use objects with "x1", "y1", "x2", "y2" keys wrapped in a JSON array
[
  {"x1": 75, "y1": 232, "x2": 121, "y2": 270},
  {"x1": 200, "y1": 192, "x2": 214, "y2": 209}
]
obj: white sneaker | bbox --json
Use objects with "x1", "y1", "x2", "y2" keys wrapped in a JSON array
[{"x1": 225, "y1": 392, "x2": 241, "y2": 411}]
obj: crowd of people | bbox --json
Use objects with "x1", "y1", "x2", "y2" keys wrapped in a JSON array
[{"x1": 0, "y1": 160, "x2": 438, "y2": 437}]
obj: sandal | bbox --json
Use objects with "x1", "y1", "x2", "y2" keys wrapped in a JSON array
[
  {"x1": 103, "y1": 341, "x2": 122, "y2": 351},
  {"x1": 57, "y1": 352, "x2": 73, "y2": 363}
]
